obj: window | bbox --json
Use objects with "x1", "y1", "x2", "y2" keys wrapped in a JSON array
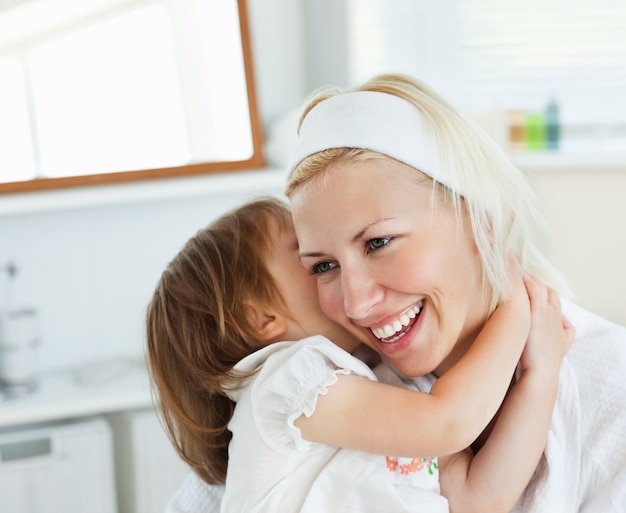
[
  {"x1": 0, "y1": 56, "x2": 36, "y2": 181},
  {"x1": 28, "y1": 4, "x2": 189, "y2": 178},
  {"x1": 346, "y1": 0, "x2": 626, "y2": 153}
]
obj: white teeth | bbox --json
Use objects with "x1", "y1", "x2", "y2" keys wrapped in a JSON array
[
  {"x1": 381, "y1": 324, "x2": 395, "y2": 338},
  {"x1": 371, "y1": 303, "x2": 422, "y2": 341}
]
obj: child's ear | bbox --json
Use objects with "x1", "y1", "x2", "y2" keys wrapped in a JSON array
[{"x1": 243, "y1": 300, "x2": 288, "y2": 344}]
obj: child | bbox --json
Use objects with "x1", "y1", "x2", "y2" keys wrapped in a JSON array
[{"x1": 146, "y1": 196, "x2": 572, "y2": 513}]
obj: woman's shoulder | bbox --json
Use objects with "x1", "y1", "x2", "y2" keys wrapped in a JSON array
[
  {"x1": 562, "y1": 299, "x2": 626, "y2": 348},
  {"x1": 164, "y1": 472, "x2": 224, "y2": 513},
  {"x1": 561, "y1": 298, "x2": 626, "y2": 387}
]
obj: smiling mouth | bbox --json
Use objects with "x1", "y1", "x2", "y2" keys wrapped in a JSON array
[{"x1": 370, "y1": 301, "x2": 423, "y2": 344}]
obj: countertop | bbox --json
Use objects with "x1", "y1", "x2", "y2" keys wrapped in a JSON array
[{"x1": 0, "y1": 357, "x2": 153, "y2": 429}]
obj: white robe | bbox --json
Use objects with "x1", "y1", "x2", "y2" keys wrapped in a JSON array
[
  {"x1": 515, "y1": 300, "x2": 626, "y2": 512},
  {"x1": 165, "y1": 301, "x2": 626, "y2": 513}
]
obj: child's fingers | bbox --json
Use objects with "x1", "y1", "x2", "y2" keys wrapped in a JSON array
[
  {"x1": 546, "y1": 285, "x2": 562, "y2": 310},
  {"x1": 523, "y1": 274, "x2": 562, "y2": 312},
  {"x1": 522, "y1": 274, "x2": 548, "y2": 304},
  {"x1": 505, "y1": 258, "x2": 530, "y2": 306},
  {"x1": 562, "y1": 315, "x2": 576, "y2": 348}
]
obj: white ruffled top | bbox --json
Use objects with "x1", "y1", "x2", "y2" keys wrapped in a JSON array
[{"x1": 221, "y1": 335, "x2": 448, "y2": 513}]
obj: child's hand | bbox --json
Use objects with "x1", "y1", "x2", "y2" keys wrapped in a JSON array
[
  {"x1": 520, "y1": 275, "x2": 575, "y2": 374},
  {"x1": 502, "y1": 256, "x2": 531, "y2": 330}
]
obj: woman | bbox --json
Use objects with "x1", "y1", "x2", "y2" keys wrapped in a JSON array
[
  {"x1": 165, "y1": 73, "x2": 626, "y2": 512},
  {"x1": 283, "y1": 73, "x2": 626, "y2": 512}
]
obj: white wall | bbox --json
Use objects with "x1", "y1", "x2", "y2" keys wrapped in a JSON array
[
  {"x1": 0, "y1": 0, "x2": 624, "y2": 378},
  {"x1": 0, "y1": 173, "x2": 286, "y2": 372},
  {"x1": 528, "y1": 169, "x2": 626, "y2": 327}
]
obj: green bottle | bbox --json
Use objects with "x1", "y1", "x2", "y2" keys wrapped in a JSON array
[{"x1": 524, "y1": 111, "x2": 546, "y2": 152}]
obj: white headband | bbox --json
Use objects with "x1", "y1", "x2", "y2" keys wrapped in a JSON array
[{"x1": 287, "y1": 91, "x2": 459, "y2": 192}]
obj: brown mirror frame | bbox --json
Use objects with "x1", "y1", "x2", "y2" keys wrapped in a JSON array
[{"x1": 0, "y1": 0, "x2": 264, "y2": 195}]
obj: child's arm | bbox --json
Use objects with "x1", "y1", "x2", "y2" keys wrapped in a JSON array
[
  {"x1": 295, "y1": 263, "x2": 531, "y2": 458},
  {"x1": 439, "y1": 276, "x2": 574, "y2": 513}
]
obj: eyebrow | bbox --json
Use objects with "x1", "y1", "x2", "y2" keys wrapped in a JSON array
[
  {"x1": 298, "y1": 218, "x2": 396, "y2": 260},
  {"x1": 298, "y1": 251, "x2": 324, "y2": 260}
]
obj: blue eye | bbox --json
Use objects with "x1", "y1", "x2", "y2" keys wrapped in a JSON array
[
  {"x1": 368, "y1": 237, "x2": 391, "y2": 251},
  {"x1": 313, "y1": 261, "x2": 336, "y2": 274}
]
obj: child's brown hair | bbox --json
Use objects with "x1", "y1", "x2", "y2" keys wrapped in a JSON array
[{"x1": 145, "y1": 196, "x2": 293, "y2": 484}]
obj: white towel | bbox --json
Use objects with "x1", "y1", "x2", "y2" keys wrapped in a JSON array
[
  {"x1": 164, "y1": 473, "x2": 223, "y2": 513},
  {"x1": 514, "y1": 300, "x2": 626, "y2": 512}
]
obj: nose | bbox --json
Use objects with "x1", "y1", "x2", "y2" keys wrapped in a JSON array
[{"x1": 341, "y1": 264, "x2": 383, "y2": 320}]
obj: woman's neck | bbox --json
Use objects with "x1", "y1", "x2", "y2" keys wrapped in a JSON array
[{"x1": 432, "y1": 320, "x2": 484, "y2": 378}]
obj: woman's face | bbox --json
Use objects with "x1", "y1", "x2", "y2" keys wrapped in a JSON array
[
  {"x1": 290, "y1": 157, "x2": 490, "y2": 377},
  {"x1": 265, "y1": 221, "x2": 362, "y2": 354}
]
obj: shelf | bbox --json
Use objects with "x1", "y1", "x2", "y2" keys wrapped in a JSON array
[
  {"x1": 0, "y1": 167, "x2": 285, "y2": 217},
  {"x1": 1, "y1": 155, "x2": 625, "y2": 219},
  {"x1": 0, "y1": 358, "x2": 152, "y2": 429},
  {"x1": 510, "y1": 151, "x2": 626, "y2": 172}
]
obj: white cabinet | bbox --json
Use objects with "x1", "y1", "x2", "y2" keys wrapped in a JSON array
[
  {"x1": 107, "y1": 409, "x2": 191, "y2": 513},
  {"x1": 0, "y1": 417, "x2": 116, "y2": 513},
  {"x1": 0, "y1": 360, "x2": 186, "y2": 513}
]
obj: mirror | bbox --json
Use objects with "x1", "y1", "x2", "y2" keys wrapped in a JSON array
[{"x1": 0, "y1": 0, "x2": 264, "y2": 195}]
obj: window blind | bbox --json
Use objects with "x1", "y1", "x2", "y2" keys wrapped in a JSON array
[{"x1": 346, "y1": 0, "x2": 626, "y2": 151}]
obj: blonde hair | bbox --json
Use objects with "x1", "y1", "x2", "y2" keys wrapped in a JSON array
[
  {"x1": 285, "y1": 73, "x2": 569, "y2": 311},
  {"x1": 145, "y1": 196, "x2": 293, "y2": 484}
]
